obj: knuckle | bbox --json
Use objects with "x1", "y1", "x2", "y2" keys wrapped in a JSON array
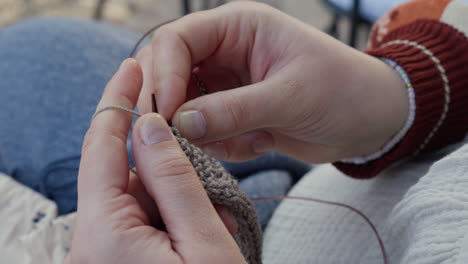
[
  {"x1": 170, "y1": 68, "x2": 189, "y2": 89},
  {"x1": 115, "y1": 86, "x2": 137, "y2": 108},
  {"x1": 101, "y1": 82, "x2": 135, "y2": 111},
  {"x1": 81, "y1": 126, "x2": 127, "y2": 156},
  {"x1": 81, "y1": 127, "x2": 98, "y2": 155},
  {"x1": 218, "y1": 93, "x2": 247, "y2": 132},
  {"x1": 152, "y1": 149, "x2": 195, "y2": 179},
  {"x1": 151, "y1": 25, "x2": 173, "y2": 47},
  {"x1": 107, "y1": 196, "x2": 149, "y2": 230}
]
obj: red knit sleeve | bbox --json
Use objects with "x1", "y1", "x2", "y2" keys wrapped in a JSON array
[{"x1": 333, "y1": 20, "x2": 468, "y2": 179}]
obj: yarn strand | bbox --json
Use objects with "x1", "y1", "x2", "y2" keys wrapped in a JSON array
[
  {"x1": 252, "y1": 196, "x2": 389, "y2": 264},
  {"x1": 128, "y1": 19, "x2": 176, "y2": 58},
  {"x1": 89, "y1": 21, "x2": 391, "y2": 264},
  {"x1": 93, "y1": 106, "x2": 389, "y2": 264},
  {"x1": 92, "y1": 105, "x2": 141, "y2": 119}
]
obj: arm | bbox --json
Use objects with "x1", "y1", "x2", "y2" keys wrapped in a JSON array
[
  {"x1": 334, "y1": 0, "x2": 468, "y2": 178},
  {"x1": 136, "y1": 2, "x2": 409, "y2": 165}
]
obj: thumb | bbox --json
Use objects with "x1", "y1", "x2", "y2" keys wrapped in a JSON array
[
  {"x1": 131, "y1": 113, "x2": 237, "y2": 249},
  {"x1": 172, "y1": 80, "x2": 283, "y2": 143}
]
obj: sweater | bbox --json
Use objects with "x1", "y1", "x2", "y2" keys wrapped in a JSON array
[
  {"x1": 0, "y1": 127, "x2": 263, "y2": 264},
  {"x1": 263, "y1": 136, "x2": 468, "y2": 263},
  {"x1": 335, "y1": 0, "x2": 468, "y2": 178},
  {"x1": 1, "y1": 0, "x2": 468, "y2": 263},
  {"x1": 263, "y1": 0, "x2": 468, "y2": 263}
]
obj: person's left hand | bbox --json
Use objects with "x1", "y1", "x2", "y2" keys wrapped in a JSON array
[{"x1": 65, "y1": 58, "x2": 245, "y2": 264}]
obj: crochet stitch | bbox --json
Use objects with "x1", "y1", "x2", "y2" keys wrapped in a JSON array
[
  {"x1": 172, "y1": 127, "x2": 262, "y2": 264},
  {"x1": 93, "y1": 106, "x2": 263, "y2": 263}
]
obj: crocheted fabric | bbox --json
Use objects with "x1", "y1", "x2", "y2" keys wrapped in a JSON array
[{"x1": 172, "y1": 127, "x2": 263, "y2": 264}]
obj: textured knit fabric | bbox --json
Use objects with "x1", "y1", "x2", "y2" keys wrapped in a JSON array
[
  {"x1": 262, "y1": 1, "x2": 468, "y2": 263},
  {"x1": 263, "y1": 136, "x2": 468, "y2": 264},
  {"x1": 2, "y1": 1, "x2": 468, "y2": 264},
  {"x1": 95, "y1": 104, "x2": 265, "y2": 261},
  {"x1": 172, "y1": 127, "x2": 262, "y2": 263},
  {"x1": 0, "y1": 173, "x2": 75, "y2": 264},
  {"x1": 334, "y1": 0, "x2": 468, "y2": 178},
  {"x1": 5, "y1": 139, "x2": 467, "y2": 264}
]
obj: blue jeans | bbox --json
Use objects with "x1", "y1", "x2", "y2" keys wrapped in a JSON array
[{"x1": 0, "y1": 18, "x2": 310, "y2": 227}]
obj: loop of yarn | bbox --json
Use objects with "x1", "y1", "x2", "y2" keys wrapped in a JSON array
[
  {"x1": 93, "y1": 106, "x2": 263, "y2": 264},
  {"x1": 92, "y1": 105, "x2": 142, "y2": 119},
  {"x1": 88, "y1": 19, "x2": 388, "y2": 264}
]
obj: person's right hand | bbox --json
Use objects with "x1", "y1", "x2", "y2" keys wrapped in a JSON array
[{"x1": 136, "y1": 1, "x2": 408, "y2": 163}]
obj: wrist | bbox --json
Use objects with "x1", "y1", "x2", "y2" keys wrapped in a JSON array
[
  {"x1": 342, "y1": 58, "x2": 414, "y2": 164},
  {"x1": 334, "y1": 20, "x2": 468, "y2": 178},
  {"x1": 344, "y1": 54, "x2": 409, "y2": 159}
]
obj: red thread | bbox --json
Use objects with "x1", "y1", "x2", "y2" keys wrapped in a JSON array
[{"x1": 252, "y1": 196, "x2": 389, "y2": 264}]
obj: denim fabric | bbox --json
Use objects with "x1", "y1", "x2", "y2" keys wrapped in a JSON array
[{"x1": 239, "y1": 170, "x2": 293, "y2": 229}]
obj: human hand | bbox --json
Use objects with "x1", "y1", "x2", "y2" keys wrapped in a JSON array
[
  {"x1": 136, "y1": 2, "x2": 408, "y2": 163},
  {"x1": 65, "y1": 59, "x2": 245, "y2": 264}
]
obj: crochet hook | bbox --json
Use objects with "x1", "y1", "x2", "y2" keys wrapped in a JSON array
[{"x1": 151, "y1": 93, "x2": 172, "y2": 126}]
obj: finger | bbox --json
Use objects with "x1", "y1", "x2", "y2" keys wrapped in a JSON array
[
  {"x1": 128, "y1": 170, "x2": 237, "y2": 236},
  {"x1": 172, "y1": 79, "x2": 284, "y2": 142},
  {"x1": 137, "y1": 50, "x2": 243, "y2": 115},
  {"x1": 190, "y1": 63, "x2": 246, "y2": 95},
  {"x1": 201, "y1": 128, "x2": 343, "y2": 163},
  {"x1": 127, "y1": 170, "x2": 237, "y2": 234},
  {"x1": 131, "y1": 113, "x2": 236, "y2": 247},
  {"x1": 78, "y1": 58, "x2": 143, "y2": 208},
  {"x1": 202, "y1": 130, "x2": 274, "y2": 162},
  {"x1": 151, "y1": 15, "x2": 215, "y2": 119},
  {"x1": 151, "y1": 4, "x2": 252, "y2": 120},
  {"x1": 127, "y1": 171, "x2": 161, "y2": 227},
  {"x1": 135, "y1": 46, "x2": 155, "y2": 114},
  {"x1": 214, "y1": 205, "x2": 238, "y2": 237}
]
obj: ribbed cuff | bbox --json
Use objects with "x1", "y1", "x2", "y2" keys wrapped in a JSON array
[{"x1": 334, "y1": 20, "x2": 468, "y2": 179}]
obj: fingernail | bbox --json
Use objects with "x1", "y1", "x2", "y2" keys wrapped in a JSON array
[
  {"x1": 203, "y1": 142, "x2": 227, "y2": 160},
  {"x1": 253, "y1": 136, "x2": 273, "y2": 154},
  {"x1": 140, "y1": 114, "x2": 172, "y2": 145},
  {"x1": 176, "y1": 110, "x2": 206, "y2": 139}
]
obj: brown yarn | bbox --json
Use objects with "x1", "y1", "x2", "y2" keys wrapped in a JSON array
[
  {"x1": 98, "y1": 17, "x2": 265, "y2": 260},
  {"x1": 173, "y1": 127, "x2": 262, "y2": 264},
  {"x1": 93, "y1": 107, "x2": 263, "y2": 264},
  {"x1": 110, "y1": 20, "x2": 390, "y2": 264},
  {"x1": 93, "y1": 105, "x2": 391, "y2": 264}
]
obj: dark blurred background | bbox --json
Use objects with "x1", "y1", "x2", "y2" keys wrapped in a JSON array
[{"x1": 1, "y1": 0, "x2": 385, "y2": 49}]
